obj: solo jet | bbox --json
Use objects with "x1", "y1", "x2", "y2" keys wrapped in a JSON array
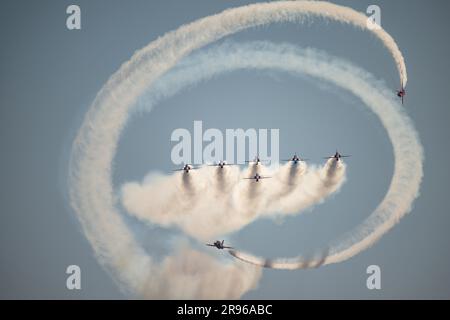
[
  {"x1": 245, "y1": 155, "x2": 268, "y2": 166},
  {"x1": 206, "y1": 240, "x2": 233, "y2": 250},
  {"x1": 244, "y1": 173, "x2": 271, "y2": 182},
  {"x1": 173, "y1": 164, "x2": 198, "y2": 173},
  {"x1": 208, "y1": 161, "x2": 236, "y2": 169},
  {"x1": 282, "y1": 153, "x2": 308, "y2": 164},
  {"x1": 324, "y1": 150, "x2": 351, "y2": 162},
  {"x1": 397, "y1": 86, "x2": 406, "y2": 104}
]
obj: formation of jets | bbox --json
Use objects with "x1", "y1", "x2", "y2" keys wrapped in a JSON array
[
  {"x1": 174, "y1": 150, "x2": 350, "y2": 174},
  {"x1": 206, "y1": 240, "x2": 233, "y2": 250}
]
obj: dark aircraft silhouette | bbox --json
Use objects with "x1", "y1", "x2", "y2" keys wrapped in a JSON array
[
  {"x1": 208, "y1": 161, "x2": 236, "y2": 169},
  {"x1": 245, "y1": 155, "x2": 268, "y2": 166},
  {"x1": 324, "y1": 150, "x2": 351, "y2": 162},
  {"x1": 206, "y1": 240, "x2": 233, "y2": 250},
  {"x1": 173, "y1": 164, "x2": 198, "y2": 173},
  {"x1": 282, "y1": 153, "x2": 308, "y2": 164},
  {"x1": 244, "y1": 173, "x2": 271, "y2": 182},
  {"x1": 397, "y1": 87, "x2": 406, "y2": 104}
]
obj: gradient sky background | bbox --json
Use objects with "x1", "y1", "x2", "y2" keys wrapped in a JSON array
[{"x1": 1, "y1": 0, "x2": 449, "y2": 299}]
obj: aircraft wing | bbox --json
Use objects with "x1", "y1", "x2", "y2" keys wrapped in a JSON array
[
  {"x1": 206, "y1": 244, "x2": 215, "y2": 247},
  {"x1": 222, "y1": 246, "x2": 234, "y2": 249},
  {"x1": 173, "y1": 169, "x2": 185, "y2": 171},
  {"x1": 259, "y1": 176, "x2": 272, "y2": 179},
  {"x1": 243, "y1": 177, "x2": 255, "y2": 179},
  {"x1": 340, "y1": 155, "x2": 351, "y2": 158}
]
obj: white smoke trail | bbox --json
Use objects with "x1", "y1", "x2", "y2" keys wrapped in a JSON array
[
  {"x1": 68, "y1": 1, "x2": 416, "y2": 297},
  {"x1": 139, "y1": 243, "x2": 262, "y2": 299},
  {"x1": 121, "y1": 160, "x2": 345, "y2": 241}
]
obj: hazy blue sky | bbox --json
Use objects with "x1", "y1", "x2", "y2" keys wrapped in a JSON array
[{"x1": 1, "y1": 0, "x2": 449, "y2": 299}]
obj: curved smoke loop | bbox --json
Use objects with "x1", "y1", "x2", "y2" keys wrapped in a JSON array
[{"x1": 69, "y1": 1, "x2": 419, "y2": 298}]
